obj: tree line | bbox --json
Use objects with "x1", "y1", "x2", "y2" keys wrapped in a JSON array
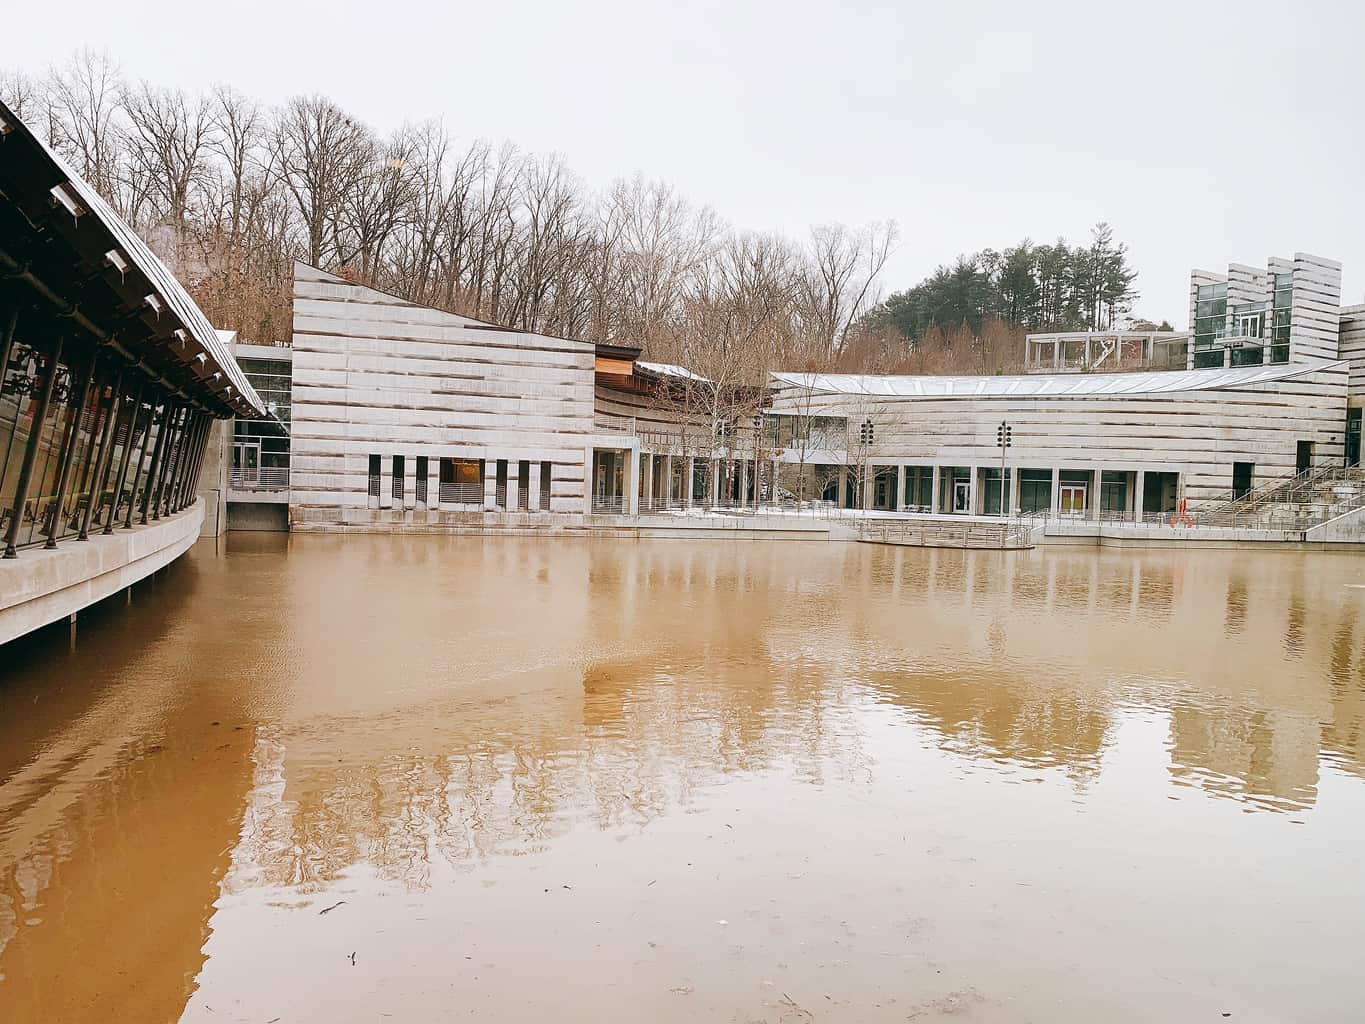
[
  {"x1": 0, "y1": 49, "x2": 896, "y2": 379},
  {"x1": 1, "y1": 50, "x2": 1160, "y2": 391},
  {"x1": 859, "y1": 225, "x2": 1147, "y2": 373}
]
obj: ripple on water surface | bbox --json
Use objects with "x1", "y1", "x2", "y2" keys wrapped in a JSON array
[{"x1": 2, "y1": 535, "x2": 1364, "y2": 1022}]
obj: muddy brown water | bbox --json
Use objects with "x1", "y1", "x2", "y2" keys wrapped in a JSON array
[{"x1": 2, "y1": 535, "x2": 1364, "y2": 1022}]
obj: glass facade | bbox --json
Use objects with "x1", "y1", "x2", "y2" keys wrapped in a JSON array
[
  {"x1": 1, "y1": 325, "x2": 214, "y2": 556},
  {"x1": 1018, "y1": 469, "x2": 1052, "y2": 514},
  {"x1": 903, "y1": 466, "x2": 933, "y2": 509},
  {"x1": 1193, "y1": 275, "x2": 1292, "y2": 369},
  {"x1": 1193, "y1": 282, "x2": 1228, "y2": 369},
  {"x1": 1228, "y1": 301, "x2": 1268, "y2": 366},
  {"x1": 231, "y1": 356, "x2": 291, "y2": 490},
  {"x1": 980, "y1": 467, "x2": 1011, "y2": 516},
  {"x1": 764, "y1": 414, "x2": 848, "y2": 451},
  {"x1": 1271, "y1": 273, "x2": 1292, "y2": 363}
]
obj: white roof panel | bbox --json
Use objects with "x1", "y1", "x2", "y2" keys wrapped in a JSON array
[
  {"x1": 770, "y1": 360, "x2": 1344, "y2": 399},
  {"x1": 637, "y1": 360, "x2": 710, "y2": 383}
]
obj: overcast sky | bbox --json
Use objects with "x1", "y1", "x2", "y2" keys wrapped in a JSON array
[{"x1": 6, "y1": 0, "x2": 1363, "y2": 322}]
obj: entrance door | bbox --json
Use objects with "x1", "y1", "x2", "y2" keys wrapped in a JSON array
[
  {"x1": 953, "y1": 480, "x2": 971, "y2": 514},
  {"x1": 1233, "y1": 461, "x2": 1254, "y2": 499},
  {"x1": 1296, "y1": 441, "x2": 1313, "y2": 476},
  {"x1": 1059, "y1": 485, "x2": 1087, "y2": 516},
  {"x1": 232, "y1": 442, "x2": 260, "y2": 486}
]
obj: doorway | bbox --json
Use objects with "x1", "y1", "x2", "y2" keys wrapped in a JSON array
[
  {"x1": 1059, "y1": 484, "x2": 1087, "y2": 516},
  {"x1": 953, "y1": 480, "x2": 971, "y2": 514},
  {"x1": 1233, "y1": 461, "x2": 1254, "y2": 499},
  {"x1": 1296, "y1": 441, "x2": 1313, "y2": 476},
  {"x1": 591, "y1": 450, "x2": 625, "y2": 513},
  {"x1": 232, "y1": 441, "x2": 260, "y2": 486}
]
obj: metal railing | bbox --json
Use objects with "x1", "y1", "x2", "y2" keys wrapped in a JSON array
[
  {"x1": 229, "y1": 467, "x2": 290, "y2": 491},
  {"x1": 1201, "y1": 464, "x2": 1328, "y2": 516},
  {"x1": 438, "y1": 481, "x2": 484, "y2": 504},
  {"x1": 859, "y1": 519, "x2": 1035, "y2": 549},
  {"x1": 1014, "y1": 478, "x2": 1365, "y2": 533},
  {"x1": 591, "y1": 494, "x2": 628, "y2": 514}
]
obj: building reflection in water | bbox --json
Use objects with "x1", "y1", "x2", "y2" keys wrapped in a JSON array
[
  {"x1": 3, "y1": 536, "x2": 1365, "y2": 1022},
  {"x1": 208, "y1": 540, "x2": 1365, "y2": 905}
]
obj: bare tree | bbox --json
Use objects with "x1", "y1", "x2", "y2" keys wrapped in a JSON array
[
  {"x1": 335, "y1": 126, "x2": 421, "y2": 282},
  {"x1": 44, "y1": 49, "x2": 127, "y2": 206},
  {"x1": 3, "y1": 48, "x2": 935, "y2": 377},
  {"x1": 798, "y1": 221, "x2": 898, "y2": 360},
  {"x1": 209, "y1": 84, "x2": 268, "y2": 244},
  {"x1": 0, "y1": 68, "x2": 41, "y2": 122},
  {"x1": 123, "y1": 82, "x2": 213, "y2": 230},
  {"x1": 272, "y1": 95, "x2": 372, "y2": 266}
]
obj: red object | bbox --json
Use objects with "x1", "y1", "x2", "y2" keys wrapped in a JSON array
[{"x1": 1171, "y1": 497, "x2": 1193, "y2": 528}]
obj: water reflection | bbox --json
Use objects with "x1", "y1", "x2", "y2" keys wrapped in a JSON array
[
  {"x1": 205, "y1": 541, "x2": 1365, "y2": 902},
  {"x1": 2, "y1": 537, "x2": 1365, "y2": 1022}
]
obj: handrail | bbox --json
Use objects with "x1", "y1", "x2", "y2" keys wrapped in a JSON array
[{"x1": 857, "y1": 519, "x2": 1034, "y2": 550}]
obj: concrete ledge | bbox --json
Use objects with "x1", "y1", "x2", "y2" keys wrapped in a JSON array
[
  {"x1": 0, "y1": 501, "x2": 204, "y2": 645},
  {"x1": 286, "y1": 508, "x2": 839, "y2": 540}
]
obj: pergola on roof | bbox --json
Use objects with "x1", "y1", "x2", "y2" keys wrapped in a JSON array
[{"x1": 0, "y1": 101, "x2": 264, "y2": 418}]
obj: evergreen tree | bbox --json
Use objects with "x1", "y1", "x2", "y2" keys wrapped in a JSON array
[{"x1": 866, "y1": 223, "x2": 1141, "y2": 343}]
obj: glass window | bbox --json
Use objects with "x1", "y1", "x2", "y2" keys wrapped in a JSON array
[
  {"x1": 0, "y1": 340, "x2": 43, "y2": 539},
  {"x1": 12, "y1": 350, "x2": 74, "y2": 548},
  {"x1": 439, "y1": 457, "x2": 484, "y2": 503}
]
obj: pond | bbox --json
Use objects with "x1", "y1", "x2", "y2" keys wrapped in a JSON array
[{"x1": 1, "y1": 535, "x2": 1363, "y2": 1022}]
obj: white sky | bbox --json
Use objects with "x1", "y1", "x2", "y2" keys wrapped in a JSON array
[{"x1": 6, "y1": 0, "x2": 1363, "y2": 323}]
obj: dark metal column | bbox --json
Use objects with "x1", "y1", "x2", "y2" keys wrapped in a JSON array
[
  {"x1": 180, "y1": 415, "x2": 206, "y2": 510},
  {"x1": 69, "y1": 361, "x2": 110, "y2": 534},
  {"x1": 171, "y1": 409, "x2": 200, "y2": 513},
  {"x1": 159, "y1": 407, "x2": 185, "y2": 517},
  {"x1": 192, "y1": 414, "x2": 212, "y2": 507},
  {"x1": 121, "y1": 389, "x2": 154, "y2": 531},
  {"x1": 177, "y1": 412, "x2": 205, "y2": 511},
  {"x1": 0, "y1": 307, "x2": 16, "y2": 386},
  {"x1": 139, "y1": 399, "x2": 172, "y2": 525},
  {"x1": 192, "y1": 414, "x2": 214, "y2": 504},
  {"x1": 43, "y1": 352, "x2": 96, "y2": 548},
  {"x1": 3, "y1": 336, "x2": 63, "y2": 559},
  {"x1": 156, "y1": 405, "x2": 186, "y2": 518},
  {"x1": 79, "y1": 367, "x2": 122, "y2": 540},
  {"x1": 107, "y1": 382, "x2": 145, "y2": 537},
  {"x1": 0, "y1": 309, "x2": 22, "y2": 497}
]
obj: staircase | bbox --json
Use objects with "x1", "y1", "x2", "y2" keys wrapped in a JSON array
[{"x1": 1182, "y1": 465, "x2": 1365, "y2": 531}]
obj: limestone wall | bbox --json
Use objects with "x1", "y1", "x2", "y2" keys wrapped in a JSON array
[
  {"x1": 768, "y1": 363, "x2": 1349, "y2": 507},
  {"x1": 1338, "y1": 305, "x2": 1365, "y2": 408},
  {"x1": 288, "y1": 264, "x2": 597, "y2": 525}
]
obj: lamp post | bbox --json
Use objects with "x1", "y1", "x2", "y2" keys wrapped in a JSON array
[
  {"x1": 858, "y1": 418, "x2": 874, "y2": 508},
  {"x1": 996, "y1": 420, "x2": 1012, "y2": 516}
]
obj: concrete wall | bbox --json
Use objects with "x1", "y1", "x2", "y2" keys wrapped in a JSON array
[
  {"x1": 288, "y1": 263, "x2": 598, "y2": 528},
  {"x1": 197, "y1": 416, "x2": 231, "y2": 537},
  {"x1": 1339, "y1": 304, "x2": 1365, "y2": 408},
  {"x1": 768, "y1": 362, "x2": 1349, "y2": 508},
  {"x1": 226, "y1": 502, "x2": 288, "y2": 532},
  {"x1": 1287, "y1": 253, "x2": 1344, "y2": 364},
  {"x1": 0, "y1": 501, "x2": 204, "y2": 645}
]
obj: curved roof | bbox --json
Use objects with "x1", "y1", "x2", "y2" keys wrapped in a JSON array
[
  {"x1": 0, "y1": 101, "x2": 264, "y2": 418},
  {"x1": 770, "y1": 360, "x2": 1345, "y2": 399},
  {"x1": 636, "y1": 360, "x2": 710, "y2": 383}
]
